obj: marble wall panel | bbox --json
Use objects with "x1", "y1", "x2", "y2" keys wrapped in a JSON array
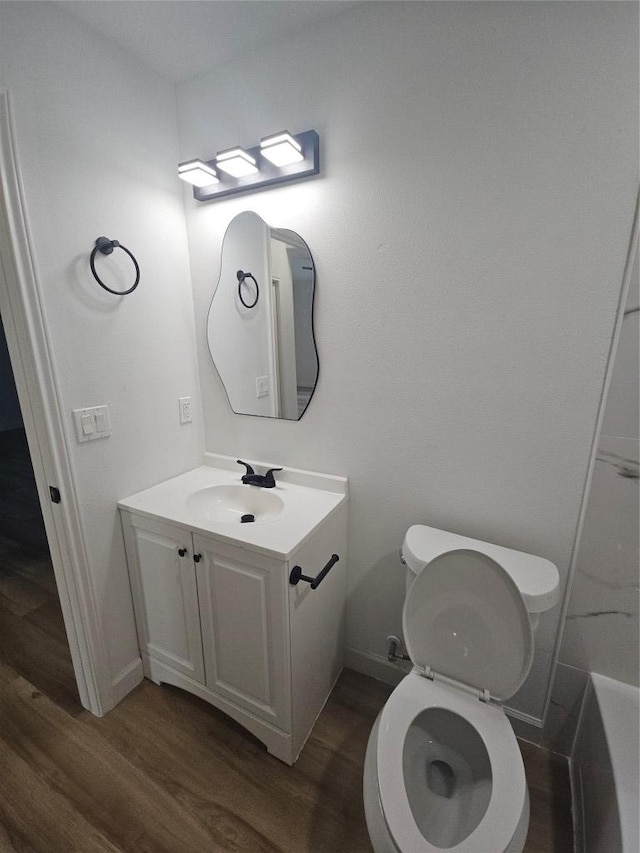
[{"x1": 560, "y1": 250, "x2": 639, "y2": 686}]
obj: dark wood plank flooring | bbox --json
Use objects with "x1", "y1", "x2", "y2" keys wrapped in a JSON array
[
  {"x1": 0, "y1": 665, "x2": 573, "y2": 852},
  {"x1": 520, "y1": 739, "x2": 574, "y2": 853}
]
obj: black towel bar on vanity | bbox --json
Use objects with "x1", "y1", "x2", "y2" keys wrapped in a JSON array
[{"x1": 289, "y1": 554, "x2": 339, "y2": 589}]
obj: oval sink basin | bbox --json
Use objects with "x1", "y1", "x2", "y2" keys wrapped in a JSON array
[{"x1": 185, "y1": 484, "x2": 284, "y2": 524}]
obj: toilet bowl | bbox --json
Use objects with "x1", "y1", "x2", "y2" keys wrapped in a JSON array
[{"x1": 363, "y1": 527, "x2": 559, "y2": 853}]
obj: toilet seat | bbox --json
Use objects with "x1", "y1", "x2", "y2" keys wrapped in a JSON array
[
  {"x1": 376, "y1": 548, "x2": 533, "y2": 852},
  {"x1": 377, "y1": 672, "x2": 527, "y2": 852},
  {"x1": 402, "y1": 549, "x2": 534, "y2": 701}
]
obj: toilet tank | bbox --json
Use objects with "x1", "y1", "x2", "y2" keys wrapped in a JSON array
[{"x1": 401, "y1": 525, "x2": 559, "y2": 616}]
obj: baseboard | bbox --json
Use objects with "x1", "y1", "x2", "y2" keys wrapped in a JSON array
[
  {"x1": 110, "y1": 657, "x2": 144, "y2": 708},
  {"x1": 345, "y1": 646, "x2": 410, "y2": 687}
]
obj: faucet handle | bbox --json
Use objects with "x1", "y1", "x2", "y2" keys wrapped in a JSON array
[
  {"x1": 263, "y1": 467, "x2": 283, "y2": 487},
  {"x1": 237, "y1": 460, "x2": 255, "y2": 477}
]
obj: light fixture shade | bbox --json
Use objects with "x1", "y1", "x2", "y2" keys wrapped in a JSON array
[
  {"x1": 181, "y1": 129, "x2": 319, "y2": 202},
  {"x1": 178, "y1": 159, "x2": 219, "y2": 188},
  {"x1": 216, "y1": 148, "x2": 259, "y2": 178},
  {"x1": 260, "y1": 131, "x2": 304, "y2": 167}
]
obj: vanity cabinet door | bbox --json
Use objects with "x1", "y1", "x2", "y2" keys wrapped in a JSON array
[
  {"x1": 193, "y1": 535, "x2": 291, "y2": 732},
  {"x1": 122, "y1": 513, "x2": 205, "y2": 683}
]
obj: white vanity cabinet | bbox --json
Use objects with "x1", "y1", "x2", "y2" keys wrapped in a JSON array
[{"x1": 119, "y1": 462, "x2": 347, "y2": 766}]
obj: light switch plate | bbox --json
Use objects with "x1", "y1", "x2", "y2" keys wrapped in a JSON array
[{"x1": 72, "y1": 405, "x2": 111, "y2": 443}]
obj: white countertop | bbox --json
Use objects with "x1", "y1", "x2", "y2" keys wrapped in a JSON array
[{"x1": 118, "y1": 457, "x2": 348, "y2": 560}]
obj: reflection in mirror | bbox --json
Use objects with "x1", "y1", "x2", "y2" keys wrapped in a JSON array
[{"x1": 207, "y1": 212, "x2": 318, "y2": 419}]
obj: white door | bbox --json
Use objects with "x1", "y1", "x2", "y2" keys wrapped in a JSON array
[
  {"x1": 123, "y1": 514, "x2": 204, "y2": 683},
  {"x1": 194, "y1": 535, "x2": 290, "y2": 732}
]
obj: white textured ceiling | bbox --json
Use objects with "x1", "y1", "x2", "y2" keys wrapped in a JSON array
[{"x1": 57, "y1": 0, "x2": 361, "y2": 84}]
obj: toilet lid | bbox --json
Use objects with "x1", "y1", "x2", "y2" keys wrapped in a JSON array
[{"x1": 402, "y1": 549, "x2": 534, "y2": 701}]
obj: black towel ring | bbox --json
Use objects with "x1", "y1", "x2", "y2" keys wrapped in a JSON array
[
  {"x1": 237, "y1": 269, "x2": 259, "y2": 309},
  {"x1": 90, "y1": 236, "x2": 140, "y2": 295}
]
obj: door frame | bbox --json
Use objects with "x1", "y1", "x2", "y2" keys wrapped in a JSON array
[{"x1": 0, "y1": 88, "x2": 108, "y2": 715}]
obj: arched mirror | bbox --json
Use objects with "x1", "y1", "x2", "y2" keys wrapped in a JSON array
[{"x1": 207, "y1": 211, "x2": 318, "y2": 419}]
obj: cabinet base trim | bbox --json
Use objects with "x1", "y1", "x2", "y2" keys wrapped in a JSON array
[{"x1": 142, "y1": 654, "x2": 295, "y2": 765}]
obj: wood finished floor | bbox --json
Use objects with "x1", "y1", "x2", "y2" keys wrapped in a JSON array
[
  {"x1": 0, "y1": 667, "x2": 574, "y2": 853},
  {"x1": 0, "y1": 430, "x2": 574, "y2": 852}
]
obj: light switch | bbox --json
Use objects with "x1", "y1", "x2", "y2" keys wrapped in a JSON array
[
  {"x1": 72, "y1": 405, "x2": 111, "y2": 443},
  {"x1": 81, "y1": 414, "x2": 95, "y2": 436},
  {"x1": 94, "y1": 408, "x2": 110, "y2": 432}
]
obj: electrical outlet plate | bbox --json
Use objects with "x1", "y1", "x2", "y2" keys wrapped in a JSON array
[
  {"x1": 179, "y1": 396, "x2": 193, "y2": 424},
  {"x1": 256, "y1": 376, "x2": 270, "y2": 398}
]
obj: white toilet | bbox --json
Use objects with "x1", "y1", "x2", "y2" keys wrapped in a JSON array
[{"x1": 363, "y1": 525, "x2": 560, "y2": 853}]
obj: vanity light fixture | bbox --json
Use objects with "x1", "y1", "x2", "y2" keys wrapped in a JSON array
[
  {"x1": 179, "y1": 129, "x2": 320, "y2": 203},
  {"x1": 215, "y1": 147, "x2": 259, "y2": 178},
  {"x1": 178, "y1": 159, "x2": 219, "y2": 188},
  {"x1": 260, "y1": 131, "x2": 304, "y2": 166}
]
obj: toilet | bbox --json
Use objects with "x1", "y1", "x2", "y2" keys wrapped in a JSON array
[{"x1": 363, "y1": 525, "x2": 560, "y2": 853}]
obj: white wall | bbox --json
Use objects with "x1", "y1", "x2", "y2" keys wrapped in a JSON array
[
  {"x1": 178, "y1": 1, "x2": 638, "y2": 720},
  {"x1": 0, "y1": 2, "x2": 203, "y2": 701},
  {"x1": 560, "y1": 247, "x2": 639, "y2": 686}
]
